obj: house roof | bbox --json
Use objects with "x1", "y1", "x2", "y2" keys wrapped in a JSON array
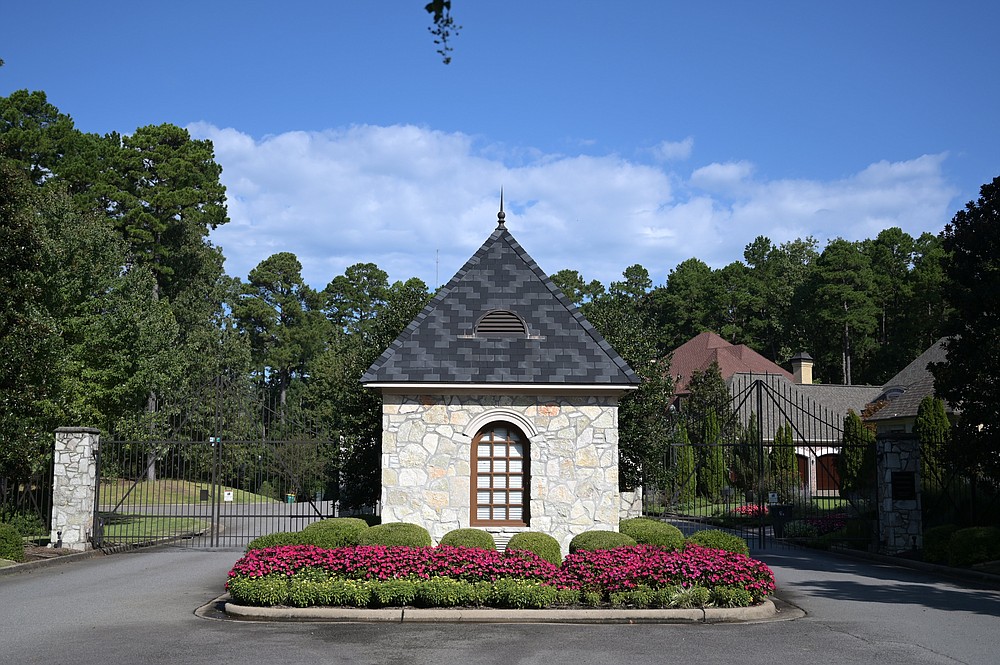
[
  {"x1": 669, "y1": 332, "x2": 793, "y2": 395},
  {"x1": 361, "y1": 212, "x2": 640, "y2": 388},
  {"x1": 867, "y1": 338, "x2": 952, "y2": 422}
]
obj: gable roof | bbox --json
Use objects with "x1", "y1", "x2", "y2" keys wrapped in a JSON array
[
  {"x1": 362, "y1": 216, "x2": 640, "y2": 388},
  {"x1": 669, "y1": 331, "x2": 793, "y2": 395},
  {"x1": 867, "y1": 338, "x2": 953, "y2": 422}
]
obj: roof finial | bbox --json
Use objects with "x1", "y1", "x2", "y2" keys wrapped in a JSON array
[{"x1": 497, "y1": 188, "x2": 506, "y2": 229}]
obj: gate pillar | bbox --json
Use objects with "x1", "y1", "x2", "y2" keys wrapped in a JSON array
[
  {"x1": 51, "y1": 427, "x2": 100, "y2": 551},
  {"x1": 876, "y1": 433, "x2": 922, "y2": 555}
]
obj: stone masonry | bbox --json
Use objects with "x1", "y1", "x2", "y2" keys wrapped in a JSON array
[
  {"x1": 876, "y1": 433, "x2": 922, "y2": 555},
  {"x1": 381, "y1": 393, "x2": 620, "y2": 554},
  {"x1": 50, "y1": 427, "x2": 100, "y2": 551}
]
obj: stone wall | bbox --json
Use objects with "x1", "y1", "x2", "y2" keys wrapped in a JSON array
[
  {"x1": 50, "y1": 427, "x2": 100, "y2": 551},
  {"x1": 876, "y1": 433, "x2": 922, "y2": 555},
  {"x1": 380, "y1": 393, "x2": 621, "y2": 553}
]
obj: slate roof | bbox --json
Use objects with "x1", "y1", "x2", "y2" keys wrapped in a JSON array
[
  {"x1": 361, "y1": 216, "x2": 640, "y2": 387},
  {"x1": 669, "y1": 332, "x2": 794, "y2": 395},
  {"x1": 867, "y1": 338, "x2": 953, "y2": 422}
]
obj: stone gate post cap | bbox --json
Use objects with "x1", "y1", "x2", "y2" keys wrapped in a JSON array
[{"x1": 55, "y1": 427, "x2": 102, "y2": 434}]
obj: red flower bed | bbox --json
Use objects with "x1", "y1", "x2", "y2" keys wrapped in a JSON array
[
  {"x1": 731, "y1": 504, "x2": 768, "y2": 517},
  {"x1": 229, "y1": 544, "x2": 571, "y2": 586},
  {"x1": 560, "y1": 543, "x2": 775, "y2": 602},
  {"x1": 227, "y1": 543, "x2": 775, "y2": 603}
]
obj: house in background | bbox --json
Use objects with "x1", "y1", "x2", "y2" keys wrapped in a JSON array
[
  {"x1": 866, "y1": 338, "x2": 955, "y2": 435},
  {"x1": 362, "y1": 205, "x2": 639, "y2": 552},
  {"x1": 668, "y1": 332, "x2": 880, "y2": 496}
]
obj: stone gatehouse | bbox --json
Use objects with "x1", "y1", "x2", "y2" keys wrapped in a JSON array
[{"x1": 362, "y1": 204, "x2": 639, "y2": 553}]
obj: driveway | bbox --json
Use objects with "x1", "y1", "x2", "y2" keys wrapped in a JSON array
[{"x1": 1, "y1": 544, "x2": 999, "y2": 665}]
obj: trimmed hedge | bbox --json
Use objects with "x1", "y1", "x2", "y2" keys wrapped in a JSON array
[
  {"x1": 439, "y1": 528, "x2": 496, "y2": 550},
  {"x1": 686, "y1": 529, "x2": 750, "y2": 556},
  {"x1": 0, "y1": 523, "x2": 25, "y2": 562},
  {"x1": 357, "y1": 522, "x2": 432, "y2": 547},
  {"x1": 947, "y1": 526, "x2": 1000, "y2": 568},
  {"x1": 506, "y1": 532, "x2": 562, "y2": 566},
  {"x1": 301, "y1": 518, "x2": 370, "y2": 549},
  {"x1": 620, "y1": 518, "x2": 685, "y2": 550},
  {"x1": 923, "y1": 524, "x2": 960, "y2": 564},
  {"x1": 568, "y1": 530, "x2": 636, "y2": 553},
  {"x1": 246, "y1": 531, "x2": 303, "y2": 551}
]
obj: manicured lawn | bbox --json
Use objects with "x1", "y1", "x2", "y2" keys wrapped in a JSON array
[
  {"x1": 97, "y1": 514, "x2": 210, "y2": 544},
  {"x1": 99, "y1": 478, "x2": 271, "y2": 506}
]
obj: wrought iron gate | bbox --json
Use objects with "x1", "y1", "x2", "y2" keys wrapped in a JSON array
[
  {"x1": 642, "y1": 375, "x2": 878, "y2": 551},
  {"x1": 93, "y1": 382, "x2": 342, "y2": 549}
]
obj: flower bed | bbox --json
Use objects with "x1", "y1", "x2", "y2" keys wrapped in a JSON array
[
  {"x1": 226, "y1": 543, "x2": 775, "y2": 610},
  {"x1": 731, "y1": 504, "x2": 768, "y2": 518}
]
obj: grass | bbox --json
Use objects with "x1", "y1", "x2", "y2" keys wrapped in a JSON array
[
  {"x1": 97, "y1": 514, "x2": 210, "y2": 545},
  {"x1": 99, "y1": 478, "x2": 273, "y2": 507}
]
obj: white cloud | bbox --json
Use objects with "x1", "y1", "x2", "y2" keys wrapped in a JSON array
[
  {"x1": 191, "y1": 122, "x2": 958, "y2": 290},
  {"x1": 653, "y1": 137, "x2": 694, "y2": 162}
]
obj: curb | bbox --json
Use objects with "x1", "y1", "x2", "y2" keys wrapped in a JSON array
[
  {"x1": 221, "y1": 598, "x2": 781, "y2": 624},
  {"x1": 0, "y1": 548, "x2": 108, "y2": 578},
  {"x1": 826, "y1": 546, "x2": 1000, "y2": 589}
]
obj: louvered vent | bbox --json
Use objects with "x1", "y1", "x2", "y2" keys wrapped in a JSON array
[{"x1": 475, "y1": 309, "x2": 527, "y2": 336}]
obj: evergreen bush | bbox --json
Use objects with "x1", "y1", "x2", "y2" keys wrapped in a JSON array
[
  {"x1": 506, "y1": 531, "x2": 562, "y2": 566},
  {"x1": 300, "y1": 518, "x2": 369, "y2": 549},
  {"x1": 619, "y1": 518, "x2": 685, "y2": 550},
  {"x1": 947, "y1": 526, "x2": 1000, "y2": 567},
  {"x1": 922, "y1": 524, "x2": 960, "y2": 564},
  {"x1": 686, "y1": 529, "x2": 750, "y2": 556},
  {"x1": 357, "y1": 522, "x2": 432, "y2": 547},
  {"x1": 0, "y1": 523, "x2": 25, "y2": 562},
  {"x1": 568, "y1": 530, "x2": 636, "y2": 553},
  {"x1": 438, "y1": 528, "x2": 496, "y2": 550},
  {"x1": 245, "y1": 531, "x2": 303, "y2": 551}
]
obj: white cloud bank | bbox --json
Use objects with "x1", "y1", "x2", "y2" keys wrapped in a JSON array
[{"x1": 190, "y1": 122, "x2": 958, "y2": 289}]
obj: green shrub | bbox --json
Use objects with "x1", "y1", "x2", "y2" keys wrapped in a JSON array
[
  {"x1": 369, "y1": 579, "x2": 419, "y2": 607},
  {"x1": 619, "y1": 518, "x2": 685, "y2": 550},
  {"x1": 415, "y1": 578, "x2": 490, "y2": 607},
  {"x1": 506, "y1": 532, "x2": 562, "y2": 566},
  {"x1": 783, "y1": 520, "x2": 819, "y2": 539},
  {"x1": 256, "y1": 480, "x2": 279, "y2": 500},
  {"x1": 245, "y1": 531, "x2": 304, "y2": 551},
  {"x1": 569, "y1": 530, "x2": 637, "y2": 553},
  {"x1": 357, "y1": 522, "x2": 432, "y2": 547},
  {"x1": 947, "y1": 526, "x2": 1000, "y2": 567},
  {"x1": 581, "y1": 590, "x2": 603, "y2": 606},
  {"x1": 610, "y1": 585, "x2": 655, "y2": 608},
  {"x1": 490, "y1": 579, "x2": 559, "y2": 609},
  {"x1": 438, "y1": 528, "x2": 496, "y2": 550},
  {"x1": 669, "y1": 585, "x2": 711, "y2": 608},
  {"x1": 923, "y1": 524, "x2": 960, "y2": 564},
  {"x1": 0, "y1": 523, "x2": 25, "y2": 562},
  {"x1": 686, "y1": 529, "x2": 750, "y2": 556},
  {"x1": 300, "y1": 518, "x2": 370, "y2": 549},
  {"x1": 710, "y1": 586, "x2": 754, "y2": 607},
  {"x1": 227, "y1": 574, "x2": 289, "y2": 606},
  {"x1": 2, "y1": 513, "x2": 46, "y2": 539}
]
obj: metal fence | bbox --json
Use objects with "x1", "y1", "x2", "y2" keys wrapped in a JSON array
[
  {"x1": 642, "y1": 375, "x2": 876, "y2": 550},
  {"x1": 93, "y1": 381, "x2": 346, "y2": 549},
  {"x1": 0, "y1": 454, "x2": 54, "y2": 541}
]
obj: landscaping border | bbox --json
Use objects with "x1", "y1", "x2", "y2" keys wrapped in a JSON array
[{"x1": 221, "y1": 597, "x2": 781, "y2": 624}]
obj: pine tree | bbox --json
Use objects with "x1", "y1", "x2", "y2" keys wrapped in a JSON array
[
  {"x1": 839, "y1": 410, "x2": 875, "y2": 497},
  {"x1": 769, "y1": 422, "x2": 798, "y2": 502},
  {"x1": 672, "y1": 422, "x2": 696, "y2": 506},
  {"x1": 915, "y1": 396, "x2": 951, "y2": 488}
]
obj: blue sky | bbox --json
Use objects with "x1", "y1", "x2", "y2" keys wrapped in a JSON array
[{"x1": 3, "y1": 2, "x2": 998, "y2": 290}]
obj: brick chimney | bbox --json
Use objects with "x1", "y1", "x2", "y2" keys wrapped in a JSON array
[{"x1": 790, "y1": 352, "x2": 814, "y2": 384}]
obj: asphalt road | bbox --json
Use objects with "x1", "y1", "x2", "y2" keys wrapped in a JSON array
[{"x1": 2, "y1": 544, "x2": 999, "y2": 665}]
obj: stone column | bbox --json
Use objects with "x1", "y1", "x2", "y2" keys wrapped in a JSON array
[
  {"x1": 876, "y1": 433, "x2": 922, "y2": 555},
  {"x1": 51, "y1": 427, "x2": 100, "y2": 551}
]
